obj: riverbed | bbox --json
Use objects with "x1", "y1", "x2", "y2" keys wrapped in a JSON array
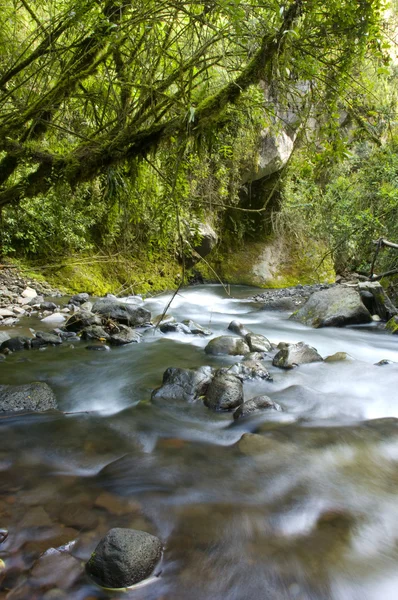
[{"x1": 1, "y1": 284, "x2": 398, "y2": 600}]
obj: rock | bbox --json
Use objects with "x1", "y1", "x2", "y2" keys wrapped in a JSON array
[
  {"x1": 59, "y1": 503, "x2": 99, "y2": 531},
  {"x1": 29, "y1": 295, "x2": 44, "y2": 306},
  {"x1": 21, "y1": 286, "x2": 37, "y2": 299},
  {"x1": 204, "y1": 370, "x2": 243, "y2": 411},
  {"x1": 108, "y1": 325, "x2": 141, "y2": 345},
  {"x1": 233, "y1": 395, "x2": 282, "y2": 420},
  {"x1": 64, "y1": 311, "x2": 102, "y2": 332},
  {"x1": 182, "y1": 320, "x2": 212, "y2": 336},
  {"x1": 243, "y1": 351, "x2": 267, "y2": 361},
  {"x1": 40, "y1": 302, "x2": 58, "y2": 311},
  {"x1": 324, "y1": 352, "x2": 351, "y2": 362},
  {"x1": 92, "y1": 298, "x2": 151, "y2": 326},
  {"x1": 375, "y1": 359, "x2": 395, "y2": 366},
  {"x1": 12, "y1": 306, "x2": 26, "y2": 315},
  {"x1": 228, "y1": 360, "x2": 272, "y2": 381},
  {"x1": 70, "y1": 293, "x2": 90, "y2": 305},
  {"x1": 86, "y1": 528, "x2": 162, "y2": 588},
  {"x1": 0, "y1": 336, "x2": 31, "y2": 352},
  {"x1": 386, "y1": 315, "x2": 398, "y2": 334},
  {"x1": 86, "y1": 345, "x2": 110, "y2": 351},
  {"x1": 2, "y1": 317, "x2": 17, "y2": 325},
  {"x1": 0, "y1": 382, "x2": 57, "y2": 412},
  {"x1": 358, "y1": 281, "x2": 397, "y2": 321},
  {"x1": 159, "y1": 322, "x2": 192, "y2": 334},
  {"x1": 227, "y1": 320, "x2": 250, "y2": 337},
  {"x1": 80, "y1": 301, "x2": 93, "y2": 312},
  {"x1": 41, "y1": 312, "x2": 67, "y2": 324},
  {"x1": 0, "y1": 308, "x2": 16, "y2": 317},
  {"x1": 152, "y1": 314, "x2": 175, "y2": 327},
  {"x1": 238, "y1": 433, "x2": 275, "y2": 456},
  {"x1": 290, "y1": 286, "x2": 371, "y2": 328},
  {"x1": 31, "y1": 550, "x2": 82, "y2": 590},
  {"x1": 81, "y1": 325, "x2": 110, "y2": 341},
  {"x1": 192, "y1": 222, "x2": 218, "y2": 259},
  {"x1": 205, "y1": 336, "x2": 250, "y2": 356},
  {"x1": 272, "y1": 342, "x2": 323, "y2": 369},
  {"x1": 245, "y1": 332, "x2": 272, "y2": 352},
  {"x1": 31, "y1": 332, "x2": 63, "y2": 348},
  {"x1": 152, "y1": 366, "x2": 213, "y2": 403}
]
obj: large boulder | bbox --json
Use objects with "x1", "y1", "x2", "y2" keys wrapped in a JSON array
[
  {"x1": 228, "y1": 320, "x2": 250, "y2": 337},
  {"x1": 358, "y1": 281, "x2": 397, "y2": 321},
  {"x1": 86, "y1": 528, "x2": 162, "y2": 588},
  {"x1": 0, "y1": 382, "x2": 58, "y2": 412},
  {"x1": 272, "y1": 342, "x2": 323, "y2": 369},
  {"x1": 205, "y1": 336, "x2": 250, "y2": 356},
  {"x1": 64, "y1": 310, "x2": 102, "y2": 332},
  {"x1": 233, "y1": 395, "x2": 282, "y2": 420},
  {"x1": 204, "y1": 371, "x2": 243, "y2": 411},
  {"x1": 290, "y1": 286, "x2": 371, "y2": 328},
  {"x1": 92, "y1": 298, "x2": 150, "y2": 326},
  {"x1": 152, "y1": 366, "x2": 213, "y2": 403}
]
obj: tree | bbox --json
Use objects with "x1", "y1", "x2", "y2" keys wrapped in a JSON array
[{"x1": 0, "y1": 0, "x2": 387, "y2": 211}]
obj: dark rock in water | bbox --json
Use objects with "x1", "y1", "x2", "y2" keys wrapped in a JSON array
[
  {"x1": 92, "y1": 298, "x2": 150, "y2": 326},
  {"x1": 152, "y1": 366, "x2": 213, "y2": 403},
  {"x1": 159, "y1": 322, "x2": 191, "y2": 334},
  {"x1": 228, "y1": 360, "x2": 272, "y2": 381},
  {"x1": 70, "y1": 292, "x2": 90, "y2": 305},
  {"x1": 273, "y1": 342, "x2": 323, "y2": 369},
  {"x1": 245, "y1": 332, "x2": 272, "y2": 352},
  {"x1": 0, "y1": 336, "x2": 31, "y2": 353},
  {"x1": 228, "y1": 320, "x2": 250, "y2": 337},
  {"x1": 54, "y1": 329, "x2": 79, "y2": 341},
  {"x1": 31, "y1": 331, "x2": 62, "y2": 348},
  {"x1": 182, "y1": 319, "x2": 212, "y2": 336},
  {"x1": 233, "y1": 395, "x2": 282, "y2": 420},
  {"x1": 204, "y1": 370, "x2": 243, "y2": 411},
  {"x1": 205, "y1": 336, "x2": 250, "y2": 356},
  {"x1": 358, "y1": 281, "x2": 397, "y2": 321},
  {"x1": 86, "y1": 344, "x2": 110, "y2": 351},
  {"x1": 64, "y1": 310, "x2": 102, "y2": 332},
  {"x1": 81, "y1": 325, "x2": 110, "y2": 341},
  {"x1": 108, "y1": 325, "x2": 141, "y2": 345},
  {"x1": 290, "y1": 286, "x2": 371, "y2": 328},
  {"x1": 375, "y1": 359, "x2": 395, "y2": 366},
  {"x1": 40, "y1": 301, "x2": 58, "y2": 311},
  {"x1": 0, "y1": 382, "x2": 57, "y2": 412},
  {"x1": 86, "y1": 527, "x2": 162, "y2": 588}
]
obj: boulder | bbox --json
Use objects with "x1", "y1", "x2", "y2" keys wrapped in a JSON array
[
  {"x1": 70, "y1": 292, "x2": 90, "y2": 305},
  {"x1": 81, "y1": 325, "x2": 110, "y2": 341},
  {"x1": 108, "y1": 325, "x2": 141, "y2": 345},
  {"x1": 92, "y1": 298, "x2": 150, "y2": 326},
  {"x1": 21, "y1": 286, "x2": 37, "y2": 299},
  {"x1": 204, "y1": 371, "x2": 243, "y2": 411},
  {"x1": 182, "y1": 320, "x2": 212, "y2": 336},
  {"x1": 228, "y1": 360, "x2": 272, "y2": 381},
  {"x1": 272, "y1": 342, "x2": 323, "y2": 369},
  {"x1": 41, "y1": 312, "x2": 66, "y2": 324},
  {"x1": 31, "y1": 331, "x2": 63, "y2": 348},
  {"x1": 152, "y1": 366, "x2": 213, "y2": 403},
  {"x1": 205, "y1": 336, "x2": 250, "y2": 356},
  {"x1": 358, "y1": 281, "x2": 397, "y2": 321},
  {"x1": 0, "y1": 336, "x2": 31, "y2": 352},
  {"x1": 192, "y1": 222, "x2": 218, "y2": 259},
  {"x1": 233, "y1": 395, "x2": 282, "y2": 420},
  {"x1": 0, "y1": 308, "x2": 16, "y2": 317},
  {"x1": 290, "y1": 286, "x2": 371, "y2": 328},
  {"x1": 324, "y1": 352, "x2": 351, "y2": 363},
  {"x1": 159, "y1": 322, "x2": 192, "y2": 334},
  {"x1": 228, "y1": 320, "x2": 250, "y2": 337},
  {"x1": 86, "y1": 528, "x2": 162, "y2": 588},
  {"x1": 0, "y1": 382, "x2": 57, "y2": 412},
  {"x1": 245, "y1": 332, "x2": 272, "y2": 352},
  {"x1": 64, "y1": 310, "x2": 102, "y2": 332},
  {"x1": 40, "y1": 302, "x2": 58, "y2": 311}
]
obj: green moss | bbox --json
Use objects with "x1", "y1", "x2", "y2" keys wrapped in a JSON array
[{"x1": 386, "y1": 316, "x2": 398, "y2": 334}]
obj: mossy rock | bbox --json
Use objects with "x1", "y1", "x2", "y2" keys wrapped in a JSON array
[{"x1": 386, "y1": 315, "x2": 398, "y2": 334}]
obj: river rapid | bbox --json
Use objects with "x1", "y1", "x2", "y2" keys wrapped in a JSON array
[{"x1": 1, "y1": 284, "x2": 398, "y2": 600}]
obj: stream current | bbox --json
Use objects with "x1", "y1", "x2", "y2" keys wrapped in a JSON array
[{"x1": 1, "y1": 284, "x2": 398, "y2": 600}]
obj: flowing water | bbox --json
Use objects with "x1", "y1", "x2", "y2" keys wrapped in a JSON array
[{"x1": 1, "y1": 285, "x2": 398, "y2": 600}]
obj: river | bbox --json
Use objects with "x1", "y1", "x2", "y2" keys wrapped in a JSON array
[{"x1": 1, "y1": 284, "x2": 398, "y2": 600}]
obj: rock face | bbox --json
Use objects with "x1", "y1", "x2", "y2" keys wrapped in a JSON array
[
  {"x1": 192, "y1": 222, "x2": 218, "y2": 259},
  {"x1": 0, "y1": 382, "x2": 58, "y2": 412},
  {"x1": 272, "y1": 342, "x2": 323, "y2": 369},
  {"x1": 152, "y1": 367, "x2": 213, "y2": 403},
  {"x1": 290, "y1": 286, "x2": 371, "y2": 328},
  {"x1": 92, "y1": 298, "x2": 150, "y2": 326},
  {"x1": 233, "y1": 395, "x2": 282, "y2": 420},
  {"x1": 86, "y1": 528, "x2": 162, "y2": 588},
  {"x1": 204, "y1": 371, "x2": 243, "y2": 411},
  {"x1": 205, "y1": 336, "x2": 250, "y2": 356}
]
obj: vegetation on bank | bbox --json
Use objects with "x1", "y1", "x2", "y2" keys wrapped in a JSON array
[{"x1": 0, "y1": 0, "x2": 397, "y2": 292}]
